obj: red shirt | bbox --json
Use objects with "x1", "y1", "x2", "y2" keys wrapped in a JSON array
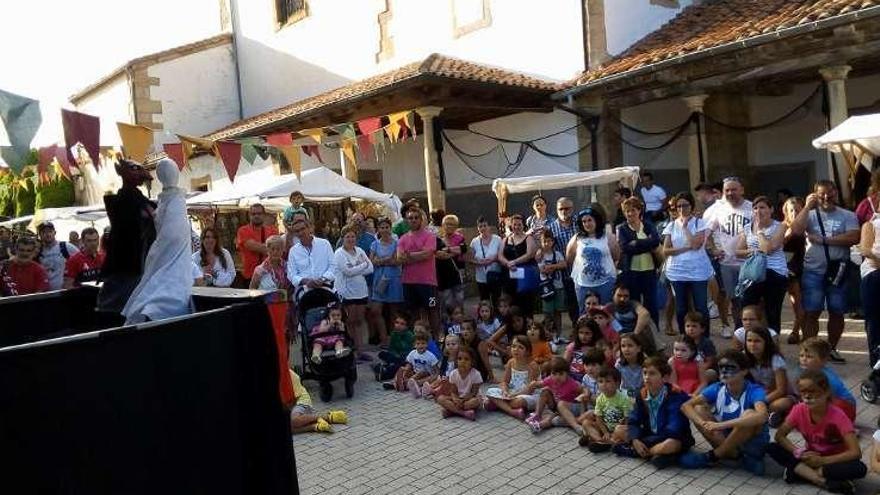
[
  {"x1": 236, "y1": 224, "x2": 278, "y2": 279},
  {"x1": 65, "y1": 250, "x2": 106, "y2": 286},
  {"x1": 7, "y1": 261, "x2": 49, "y2": 294}
]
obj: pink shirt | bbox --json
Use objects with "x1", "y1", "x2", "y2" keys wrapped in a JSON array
[
  {"x1": 786, "y1": 402, "x2": 854, "y2": 456},
  {"x1": 397, "y1": 228, "x2": 437, "y2": 286},
  {"x1": 449, "y1": 367, "x2": 483, "y2": 398},
  {"x1": 542, "y1": 375, "x2": 581, "y2": 402}
]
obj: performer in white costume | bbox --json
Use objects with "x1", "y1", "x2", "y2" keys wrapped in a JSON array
[{"x1": 123, "y1": 157, "x2": 194, "y2": 324}]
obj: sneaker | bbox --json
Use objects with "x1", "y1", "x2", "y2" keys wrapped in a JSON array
[
  {"x1": 512, "y1": 408, "x2": 526, "y2": 420},
  {"x1": 461, "y1": 410, "x2": 476, "y2": 421},
  {"x1": 740, "y1": 453, "x2": 765, "y2": 476},
  {"x1": 612, "y1": 443, "x2": 638, "y2": 458},
  {"x1": 407, "y1": 378, "x2": 421, "y2": 398},
  {"x1": 441, "y1": 409, "x2": 452, "y2": 419},
  {"x1": 708, "y1": 301, "x2": 720, "y2": 319},
  {"x1": 311, "y1": 353, "x2": 322, "y2": 364},
  {"x1": 678, "y1": 451, "x2": 712, "y2": 469},
  {"x1": 484, "y1": 399, "x2": 498, "y2": 412},
  {"x1": 782, "y1": 467, "x2": 798, "y2": 484},
  {"x1": 578, "y1": 436, "x2": 590, "y2": 448},
  {"x1": 574, "y1": 426, "x2": 584, "y2": 437},
  {"x1": 829, "y1": 349, "x2": 846, "y2": 364},
  {"x1": 324, "y1": 410, "x2": 348, "y2": 424},
  {"x1": 768, "y1": 411, "x2": 784, "y2": 429},
  {"x1": 314, "y1": 417, "x2": 333, "y2": 433},
  {"x1": 335, "y1": 347, "x2": 351, "y2": 359},
  {"x1": 651, "y1": 454, "x2": 677, "y2": 470},
  {"x1": 588, "y1": 441, "x2": 612, "y2": 453},
  {"x1": 381, "y1": 382, "x2": 395, "y2": 390},
  {"x1": 826, "y1": 479, "x2": 855, "y2": 495},
  {"x1": 720, "y1": 326, "x2": 734, "y2": 339},
  {"x1": 526, "y1": 412, "x2": 539, "y2": 423}
]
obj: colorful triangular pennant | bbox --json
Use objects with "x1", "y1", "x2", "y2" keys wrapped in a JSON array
[{"x1": 214, "y1": 141, "x2": 242, "y2": 182}]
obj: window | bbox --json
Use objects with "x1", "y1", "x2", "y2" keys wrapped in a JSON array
[
  {"x1": 276, "y1": 0, "x2": 308, "y2": 28},
  {"x1": 451, "y1": 0, "x2": 491, "y2": 38}
]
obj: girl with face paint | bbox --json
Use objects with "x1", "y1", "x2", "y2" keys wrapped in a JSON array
[
  {"x1": 668, "y1": 336, "x2": 701, "y2": 394},
  {"x1": 680, "y1": 350, "x2": 769, "y2": 475},
  {"x1": 767, "y1": 370, "x2": 866, "y2": 494}
]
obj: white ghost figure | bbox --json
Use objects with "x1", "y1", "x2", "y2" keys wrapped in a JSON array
[{"x1": 122, "y1": 157, "x2": 194, "y2": 324}]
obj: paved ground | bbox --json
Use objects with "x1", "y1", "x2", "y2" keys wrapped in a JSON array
[{"x1": 291, "y1": 305, "x2": 880, "y2": 495}]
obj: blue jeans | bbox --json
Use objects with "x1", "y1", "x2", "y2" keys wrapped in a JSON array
[
  {"x1": 621, "y1": 270, "x2": 659, "y2": 325},
  {"x1": 576, "y1": 279, "x2": 616, "y2": 314},
  {"x1": 802, "y1": 270, "x2": 848, "y2": 314},
  {"x1": 670, "y1": 280, "x2": 709, "y2": 334},
  {"x1": 862, "y1": 271, "x2": 880, "y2": 367}
]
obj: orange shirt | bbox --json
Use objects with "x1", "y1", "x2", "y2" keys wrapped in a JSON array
[
  {"x1": 236, "y1": 224, "x2": 279, "y2": 278},
  {"x1": 531, "y1": 340, "x2": 552, "y2": 365}
]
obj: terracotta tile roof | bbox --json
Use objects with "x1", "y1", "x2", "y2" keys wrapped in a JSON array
[
  {"x1": 572, "y1": 0, "x2": 880, "y2": 87},
  {"x1": 206, "y1": 53, "x2": 561, "y2": 141}
]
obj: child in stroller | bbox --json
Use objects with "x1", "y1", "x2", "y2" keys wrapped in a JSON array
[{"x1": 310, "y1": 303, "x2": 352, "y2": 364}]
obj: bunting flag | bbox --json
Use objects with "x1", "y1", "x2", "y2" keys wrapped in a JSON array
[
  {"x1": 163, "y1": 143, "x2": 187, "y2": 170},
  {"x1": 265, "y1": 132, "x2": 294, "y2": 147},
  {"x1": 386, "y1": 111, "x2": 407, "y2": 143},
  {"x1": 331, "y1": 124, "x2": 357, "y2": 141},
  {"x1": 36, "y1": 145, "x2": 58, "y2": 184},
  {"x1": 177, "y1": 134, "x2": 215, "y2": 153},
  {"x1": 53, "y1": 145, "x2": 72, "y2": 179},
  {"x1": 356, "y1": 117, "x2": 383, "y2": 143},
  {"x1": 302, "y1": 144, "x2": 323, "y2": 164},
  {"x1": 278, "y1": 145, "x2": 302, "y2": 180},
  {"x1": 357, "y1": 134, "x2": 373, "y2": 162},
  {"x1": 341, "y1": 139, "x2": 358, "y2": 170},
  {"x1": 239, "y1": 138, "x2": 261, "y2": 164},
  {"x1": 117, "y1": 122, "x2": 154, "y2": 162},
  {"x1": 254, "y1": 144, "x2": 272, "y2": 161},
  {"x1": 298, "y1": 128, "x2": 324, "y2": 144},
  {"x1": 373, "y1": 127, "x2": 387, "y2": 159},
  {"x1": 403, "y1": 111, "x2": 415, "y2": 141},
  {"x1": 214, "y1": 141, "x2": 242, "y2": 182},
  {"x1": 0, "y1": 89, "x2": 42, "y2": 173},
  {"x1": 61, "y1": 109, "x2": 100, "y2": 169}
]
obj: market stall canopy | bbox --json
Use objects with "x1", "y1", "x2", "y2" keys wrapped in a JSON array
[
  {"x1": 186, "y1": 166, "x2": 402, "y2": 219},
  {"x1": 0, "y1": 206, "x2": 109, "y2": 239},
  {"x1": 812, "y1": 114, "x2": 880, "y2": 172},
  {"x1": 491, "y1": 166, "x2": 641, "y2": 213}
]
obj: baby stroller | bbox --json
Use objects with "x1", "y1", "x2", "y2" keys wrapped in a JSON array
[
  {"x1": 296, "y1": 287, "x2": 358, "y2": 402},
  {"x1": 860, "y1": 346, "x2": 880, "y2": 426}
]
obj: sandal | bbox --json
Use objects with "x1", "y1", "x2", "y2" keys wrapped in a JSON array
[{"x1": 324, "y1": 410, "x2": 348, "y2": 424}]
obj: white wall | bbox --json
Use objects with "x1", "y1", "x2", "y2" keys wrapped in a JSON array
[
  {"x1": 149, "y1": 44, "x2": 241, "y2": 137},
  {"x1": 72, "y1": 76, "x2": 134, "y2": 147},
  {"x1": 233, "y1": 0, "x2": 585, "y2": 116},
  {"x1": 604, "y1": 0, "x2": 693, "y2": 56},
  {"x1": 621, "y1": 98, "x2": 691, "y2": 171}
]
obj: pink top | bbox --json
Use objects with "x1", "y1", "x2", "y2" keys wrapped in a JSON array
[
  {"x1": 442, "y1": 232, "x2": 466, "y2": 262},
  {"x1": 671, "y1": 357, "x2": 700, "y2": 394},
  {"x1": 786, "y1": 402, "x2": 854, "y2": 456},
  {"x1": 449, "y1": 367, "x2": 483, "y2": 398},
  {"x1": 542, "y1": 375, "x2": 581, "y2": 402},
  {"x1": 397, "y1": 228, "x2": 437, "y2": 285}
]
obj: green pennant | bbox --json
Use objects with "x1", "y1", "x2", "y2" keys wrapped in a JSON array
[
  {"x1": 241, "y1": 143, "x2": 259, "y2": 164},
  {"x1": 330, "y1": 124, "x2": 356, "y2": 141}
]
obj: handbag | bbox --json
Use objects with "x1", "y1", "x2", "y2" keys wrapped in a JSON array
[
  {"x1": 517, "y1": 264, "x2": 540, "y2": 293},
  {"x1": 815, "y1": 207, "x2": 854, "y2": 288},
  {"x1": 735, "y1": 252, "x2": 767, "y2": 298}
]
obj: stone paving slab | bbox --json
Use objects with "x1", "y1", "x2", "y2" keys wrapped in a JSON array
[{"x1": 292, "y1": 306, "x2": 880, "y2": 495}]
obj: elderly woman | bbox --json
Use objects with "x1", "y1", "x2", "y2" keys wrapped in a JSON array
[
  {"x1": 567, "y1": 204, "x2": 619, "y2": 311},
  {"x1": 498, "y1": 213, "x2": 539, "y2": 315},
  {"x1": 192, "y1": 227, "x2": 236, "y2": 287},
  {"x1": 437, "y1": 214, "x2": 467, "y2": 315}
]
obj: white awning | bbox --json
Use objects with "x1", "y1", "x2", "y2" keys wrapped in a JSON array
[
  {"x1": 812, "y1": 114, "x2": 880, "y2": 171},
  {"x1": 491, "y1": 166, "x2": 640, "y2": 212}
]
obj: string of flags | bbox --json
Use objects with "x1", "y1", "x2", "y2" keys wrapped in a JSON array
[{"x1": 0, "y1": 87, "x2": 421, "y2": 184}]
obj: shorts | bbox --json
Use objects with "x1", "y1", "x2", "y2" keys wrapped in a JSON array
[
  {"x1": 290, "y1": 403, "x2": 314, "y2": 417},
  {"x1": 710, "y1": 257, "x2": 724, "y2": 289},
  {"x1": 801, "y1": 270, "x2": 848, "y2": 314},
  {"x1": 541, "y1": 288, "x2": 566, "y2": 314},
  {"x1": 719, "y1": 264, "x2": 741, "y2": 299},
  {"x1": 403, "y1": 284, "x2": 438, "y2": 310},
  {"x1": 343, "y1": 297, "x2": 368, "y2": 306}
]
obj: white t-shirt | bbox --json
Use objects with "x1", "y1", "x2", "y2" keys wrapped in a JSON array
[
  {"x1": 449, "y1": 367, "x2": 483, "y2": 397},
  {"x1": 744, "y1": 220, "x2": 788, "y2": 277},
  {"x1": 704, "y1": 199, "x2": 753, "y2": 265},
  {"x1": 749, "y1": 354, "x2": 786, "y2": 390},
  {"x1": 470, "y1": 234, "x2": 502, "y2": 283},
  {"x1": 662, "y1": 218, "x2": 714, "y2": 282},
  {"x1": 640, "y1": 185, "x2": 668, "y2": 212},
  {"x1": 333, "y1": 246, "x2": 374, "y2": 300},
  {"x1": 734, "y1": 326, "x2": 778, "y2": 343},
  {"x1": 538, "y1": 249, "x2": 565, "y2": 289},
  {"x1": 40, "y1": 241, "x2": 79, "y2": 290},
  {"x1": 406, "y1": 349, "x2": 439, "y2": 374},
  {"x1": 862, "y1": 214, "x2": 880, "y2": 277}
]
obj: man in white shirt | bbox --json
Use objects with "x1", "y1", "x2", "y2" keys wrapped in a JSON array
[
  {"x1": 37, "y1": 221, "x2": 79, "y2": 291},
  {"x1": 639, "y1": 172, "x2": 668, "y2": 223},
  {"x1": 287, "y1": 219, "x2": 336, "y2": 295},
  {"x1": 703, "y1": 177, "x2": 753, "y2": 336}
]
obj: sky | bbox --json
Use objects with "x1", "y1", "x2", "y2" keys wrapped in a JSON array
[{"x1": 0, "y1": 0, "x2": 221, "y2": 148}]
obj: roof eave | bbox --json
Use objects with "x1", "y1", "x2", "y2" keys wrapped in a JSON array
[{"x1": 553, "y1": 4, "x2": 880, "y2": 101}]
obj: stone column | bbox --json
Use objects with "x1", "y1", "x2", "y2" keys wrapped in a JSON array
[
  {"x1": 416, "y1": 106, "x2": 445, "y2": 212},
  {"x1": 682, "y1": 95, "x2": 709, "y2": 191},
  {"x1": 819, "y1": 65, "x2": 852, "y2": 204}
]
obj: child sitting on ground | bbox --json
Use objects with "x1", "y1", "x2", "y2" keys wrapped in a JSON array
[
  {"x1": 484, "y1": 335, "x2": 539, "y2": 419},
  {"x1": 768, "y1": 369, "x2": 866, "y2": 495},
  {"x1": 421, "y1": 334, "x2": 460, "y2": 399},
  {"x1": 668, "y1": 335, "x2": 702, "y2": 395},
  {"x1": 579, "y1": 366, "x2": 632, "y2": 452},
  {"x1": 616, "y1": 333, "x2": 645, "y2": 398},
  {"x1": 289, "y1": 370, "x2": 348, "y2": 434},
  {"x1": 587, "y1": 307, "x2": 621, "y2": 349},
  {"x1": 476, "y1": 300, "x2": 501, "y2": 341},
  {"x1": 525, "y1": 357, "x2": 587, "y2": 436},
  {"x1": 731, "y1": 304, "x2": 779, "y2": 352},
  {"x1": 565, "y1": 318, "x2": 606, "y2": 382},
  {"x1": 612, "y1": 357, "x2": 693, "y2": 470},
  {"x1": 485, "y1": 306, "x2": 528, "y2": 367},
  {"x1": 437, "y1": 347, "x2": 483, "y2": 420},
  {"x1": 577, "y1": 348, "x2": 606, "y2": 409},
  {"x1": 460, "y1": 318, "x2": 492, "y2": 382},
  {"x1": 527, "y1": 321, "x2": 552, "y2": 368},
  {"x1": 444, "y1": 304, "x2": 465, "y2": 336},
  {"x1": 310, "y1": 303, "x2": 351, "y2": 364},
  {"x1": 394, "y1": 330, "x2": 439, "y2": 396},
  {"x1": 376, "y1": 312, "x2": 414, "y2": 382},
  {"x1": 683, "y1": 311, "x2": 718, "y2": 384},
  {"x1": 413, "y1": 319, "x2": 443, "y2": 360},
  {"x1": 680, "y1": 349, "x2": 769, "y2": 475},
  {"x1": 743, "y1": 326, "x2": 791, "y2": 427}
]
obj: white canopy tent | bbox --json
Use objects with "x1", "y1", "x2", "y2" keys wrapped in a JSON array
[
  {"x1": 186, "y1": 166, "x2": 402, "y2": 219},
  {"x1": 812, "y1": 114, "x2": 880, "y2": 171},
  {"x1": 0, "y1": 206, "x2": 109, "y2": 240},
  {"x1": 491, "y1": 166, "x2": 641, "y2": 213}
]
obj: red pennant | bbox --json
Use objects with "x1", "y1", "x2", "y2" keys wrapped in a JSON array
[
  {"x1": 356, "y1": 117, "x2": 382, "y2": 144},
  {"x1": 53, "y1": 147, "x2": 72, "y2": 179},
  {"x1": 302, "y1": 144, "x2": 323, "y2": 164},
  {"x1": 163, "y1": 143, "x2": 187, "y2": 171},
  {"x1": 357, "y1": 135, "x2": 373, "y2": 162},
  {"x1": 266, "y1": 132, "x2": 294, "y2": 147},
  {"x1": 215, "y1": 141, "x2": 242, "y2": 182},
  {"x1": 38, "y1": 145, "x2": 58, "y2": 171},
  {"x1": 61, "y1": 109, "x2": 101, "y2": 169}
]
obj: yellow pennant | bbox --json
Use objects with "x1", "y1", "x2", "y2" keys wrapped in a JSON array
[
  {"x1": 386, "y1": 111, "x2": 409, "y2": 143},
  {"x1": 117, "y1": 122, "x2": 154, "y2": 162},
  {"x1": 278, "y1": 145, "x2": 302, "y2": 181},
  {"x1": 341, "y1": 139, "x2": 358, "y2": 170},
  {"x1": 298, "y1": 128, "x2": 324, "y2": 145}
]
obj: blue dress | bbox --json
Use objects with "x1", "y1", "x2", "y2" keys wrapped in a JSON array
[{"x1": 370, "y1": 238, "x2": 404, "y2": 303}]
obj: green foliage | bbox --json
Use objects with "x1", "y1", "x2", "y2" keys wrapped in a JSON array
[
  {"x1": 0, "y1": 149, "x2": 74, "y2": 218},
  {"x1": 14, "y1": 173, "x2": 36, "y2": 217},
  {"x1": 36, "y1": 176, "x2": 75, "y2": 209}
]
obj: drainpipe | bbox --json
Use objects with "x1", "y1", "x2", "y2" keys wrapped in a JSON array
[{"x1": 228, "y1": 0, "x2": 245, "y2": 120}]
